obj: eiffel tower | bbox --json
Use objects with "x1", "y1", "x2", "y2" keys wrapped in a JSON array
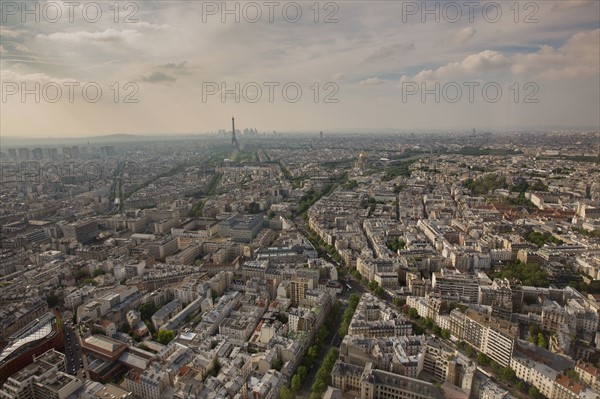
[{"x1": 231, "y1": 116, "x2": 239, "y2": 150}]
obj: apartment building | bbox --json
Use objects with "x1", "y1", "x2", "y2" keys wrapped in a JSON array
[
  {"x1": 331, "y1": 361, "x2": 443, "y2": 399},
  {"x1": 432, "y1": 269, "x2": 481, "y2": 303},
  {"x1": 0, "y1": 350, "x2": 81, "y2": 399},
  {"x1": 449, "y1": 309, "x2": 517, "y2": 367},
  {"x1": 124, "y1": 367, "x2": 169, "y2": 399},
  {"x1": 60, "y1": 220, "x2": 98, "y2": 244}
]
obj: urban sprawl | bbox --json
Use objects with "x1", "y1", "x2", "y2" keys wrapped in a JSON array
[{"x1": 1, "y1": 129, "x2": 600, "y2": 399}]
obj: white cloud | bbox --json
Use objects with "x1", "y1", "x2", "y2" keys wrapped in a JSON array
[
  {"x1": 39, "y1": 29, "x2": 142, "y2": 44},
  {"x1": 402, "y1": 29, "x2": 599, "y2": 84},
  {"x1": 359, "y1": 77, "x2": 386, "y2": 86},
  {"x1": 0, "y1": 27, "x2": 21, "y2": 38},
  {"x1": 512, "y1": 29, "x2": 600, "y2": 80},
  {"x1": 451, "y1": 27, "x2": 476, "y2": 45},
  {"x1": 0, "y1": 69, "x2": 75, "y2": 84},
  {"x1": 136, "y1": 22, "x2": 175, "y2": 31},
  {"x1": 406, "y1": 50, "x2": 509, "y2": 82}
]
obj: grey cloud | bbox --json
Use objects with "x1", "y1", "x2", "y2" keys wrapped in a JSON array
[
  {"x1": 367, "y1": 43, "x2": 415, "y2": 62},
  {"x1": 157, "y1": 61, "x2": 194, "y2": 75},
  {"x1": 158, "y1": 61, "x2": 187, "y2": 69},
  {"x1": 141, "y1": 71, "x2": 176, "y2": 83}
]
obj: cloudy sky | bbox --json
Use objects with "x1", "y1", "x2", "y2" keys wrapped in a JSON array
[{"x1": 1, "y1": 0, "x2": 599, "y2": 137}]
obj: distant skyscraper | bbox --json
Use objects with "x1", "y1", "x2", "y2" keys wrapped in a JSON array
[
  {"x1": 17, "y1": 148, "x2": 31, "y2": 161},
  {"x1": 32, "y1": 148, "x2": 43, "y2": 160},
  {"x1": 100, "y1": 146, "x2": 116, "y2": 157},
  {"x1": 320, "y1": 131, "x2": 323, "y2": 139},
  {"x1": 231, "y1": 116, "x2": 239, "y2": 150}
]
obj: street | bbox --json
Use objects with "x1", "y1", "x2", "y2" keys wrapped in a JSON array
[
  {"x1": 295, "y1": 280, "x2": 366, "y2": 398},
  {"x1": 296, "y1": 302, "x2": 345, "y2": 399},
  {"x1": 62, "y1": 322, "x2": 84, "y2": 378}
]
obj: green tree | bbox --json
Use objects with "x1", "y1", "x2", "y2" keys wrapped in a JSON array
[
  {"x1": 307, "y1": 345, "x2": 318, "y2": 363},
  {"x1": 312, "y1": 379, "x2": 327, "y2": 393},
  {"x1": 318, "y1": 325, "x2": 329, "y2": 343},
  {"x1": 408, "y1": 307, "x2": 419, "y2": 319},
  {"x1": 412, "y1": 323, "x2": 425, "y2": 335},
  {"x1": 76, "y1": 269, "x2": 90, "y2": 280},
  {"x1": 464, "y1": 174, "x2": 507, "y2": 195},
  {"x1": 387, "y1": 237, "x2": 406, "y2": 252},
  {"x1": 526, "y1": 231, "x2": 563, "y2": 248},
  {"x1": 139, "y1": 303, "x2": 157, "y2": 321},
  {"x1": 138, "y1": 343, "x2": 150, "y2": 351},
  {"x1": 272, "y1": 358, "x2": 283, "y2": 371},
  {"x1": 279, "y1": 386, "x2": 293, "y2": 399},
  {"x1": 119, "y1": 323, "x2": 131, "y2": 334},
  {"x1": 291, "y1": 374, "x2": 302, "y2": 392},
  {"x1": 565, "y1": 369, "x2": 580, "y2": 382},
  {"x1": 529, "y1": 386, "x2": 542, "y2": 399},
  {"x1": 393, "y1": 297, "x2": 406, "y2": 309},
  {"x1": 93, "y1": 268, "x2": 106, "y2": 277},
  {"x1": 477, "y1": 353, "x2": 491, "y2": 366},
  {"x1": 493, "y1": 260, "x2": 549, "y2": 287},
  {"x1": 465, "y1": 345, "x2": 474, "y2": 358},
  {"x1": 537, "y1": 333, "x2": 547, "y2": 349},
  {"x1": 422, "y1": 317, "x2": 435, "y2": 329},
  {"x1": 46, "y1": 295, "x2": 61, "y2": 308},
  {"x1": 157, "y1": 329, "x2": 175, "y2": 345},
  {"x1": 297, "y1": 366, "x2": 308, "y2": 381},
  {"x1": 309, "y1": 348, "x2": 339, "y2": 397},
  {"x1": 500, "y1": 367, "x2": 516, "y2": 382},
  {"x1": 367, "y1": 280, "x2": 379, "y2": 291}
]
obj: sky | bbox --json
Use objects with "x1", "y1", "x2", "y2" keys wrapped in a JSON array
[{"x1": 1, "y1": 0, "x2": 599, "y2": 137}]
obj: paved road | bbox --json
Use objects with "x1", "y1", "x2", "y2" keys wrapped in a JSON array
[
  {"x1": 297, "y1": 302, "x2": 346, "y2": 399},
  {"x1": 295, "y1": 279, "x2": 367, "y2": 398},
  {"x1": 291, "y1": 216, "x2": 368, "y2": 398},
  {"x1": 62, "y1": 322, "x2": 83, "y2": 377}
]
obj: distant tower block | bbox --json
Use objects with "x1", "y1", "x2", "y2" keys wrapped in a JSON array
[
  {"x1": 320, "y1": 131, "x2": 323, "y2": 139},
  {"x1": 231, "y1": 116, "x2": 239, "y2": 150}
]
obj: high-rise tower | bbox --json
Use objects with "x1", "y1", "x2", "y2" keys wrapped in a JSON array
[{"x1": 231, "y1": 116, "x2": 239, "y2": 150}]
